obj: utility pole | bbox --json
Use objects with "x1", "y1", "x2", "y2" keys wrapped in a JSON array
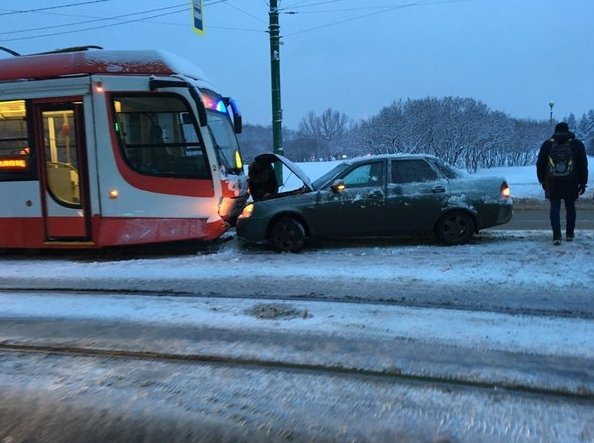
[
  {"x1": 269, "y1": 0, "x2": 283, "y2": 182},
  {"x1": 548, "y1": 101, "x2": 555, "y2": 130}
]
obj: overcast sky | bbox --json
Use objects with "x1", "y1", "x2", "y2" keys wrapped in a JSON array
[{"x1": 1, "y1": 0, "x2": 593, "y2": 129}]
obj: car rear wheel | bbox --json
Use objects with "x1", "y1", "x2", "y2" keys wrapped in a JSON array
[
  {"x1": 270, "y1": 217, "x2": 306, "y2": 252},
  {"x1": 435, "y1": 211, "x2": 475, "y2": 245}
]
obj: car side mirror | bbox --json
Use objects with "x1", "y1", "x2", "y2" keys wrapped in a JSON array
[{"x1": 331, "y1": 179, "x2": 346, "y2": 193}]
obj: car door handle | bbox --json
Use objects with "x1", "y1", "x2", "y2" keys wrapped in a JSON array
[
  {"x1": 368, "y1": 190, "x2": 383, "y2": 198},
  {"x1": 432, "y1": 186, "x2": 446, "y2": 193}
]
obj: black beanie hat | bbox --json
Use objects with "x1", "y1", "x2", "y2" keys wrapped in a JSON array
[{"x1": 555, "y1": 122, "x2": 569, "y2": 133}]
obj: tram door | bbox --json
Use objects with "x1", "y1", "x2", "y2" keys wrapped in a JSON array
[{"x1": 34, "y1": 101, "x2": 91, "y2": 241}]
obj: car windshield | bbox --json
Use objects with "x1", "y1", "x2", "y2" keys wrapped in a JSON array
[{"x1": 311, "y1": 162, "x2": 350, "y2": 190}]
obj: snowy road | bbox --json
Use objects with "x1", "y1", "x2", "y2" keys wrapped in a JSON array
[
  {"x1": 1, "y1": 288, "x2": 594, "y2": 442},
  {"x1": 1, "y1": 228, "x2": 594, "y2": 441},
  {"x1": 1, "y1": 289, "x2": 594, "y2": 393},
  {"x1": 506, "y1": 203, "x2": 594, "y2": 230},
  {"x1": 1, "y1": 347, "x2": 593, "y2": 443},
  {"x1": 1, "y1": 230, "x2": 593, "y2": 316}
]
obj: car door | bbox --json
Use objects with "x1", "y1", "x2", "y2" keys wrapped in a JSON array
[
  {"x1": 328, "y1": 160, "x2": 386, "y2": 237},
  {"x1": 385, "y1": 158, "x2": 450, "y2": 235}
]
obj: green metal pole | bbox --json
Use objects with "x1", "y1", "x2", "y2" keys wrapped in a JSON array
[{"x1": 269, "y1": 0, "x2": 283, "y2": 183}]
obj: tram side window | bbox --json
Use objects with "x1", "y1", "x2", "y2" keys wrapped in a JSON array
[
  {"x1": 0, "y1": 100, "x2": 35, "y2": 181},
  {"x1": 112, "y1": 94, "x2": 210, "y2": 179}
]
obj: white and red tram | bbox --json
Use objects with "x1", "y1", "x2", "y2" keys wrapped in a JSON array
[{"x1": 0, "y1": 48, "x2": 248, "y2": 249}]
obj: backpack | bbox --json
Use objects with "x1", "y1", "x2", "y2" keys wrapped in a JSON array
[{"x1": 547, "y1": 139, "x2": 574, "y2": 180}]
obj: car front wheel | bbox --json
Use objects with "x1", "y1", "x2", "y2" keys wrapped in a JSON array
[
  {"x1": 269, "y1": 217, "x2": 306, "y2": 252},
  {"x1": 435, "y1": 211, "x2": 475, "y2": 245}
]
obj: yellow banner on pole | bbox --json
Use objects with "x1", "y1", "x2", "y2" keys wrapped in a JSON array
[{"x1": 192, "y1": 0, "x2": 204, "y2": 35}]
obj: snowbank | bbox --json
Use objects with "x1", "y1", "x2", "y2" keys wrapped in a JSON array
[{"x1": 292, "y1": 156, "x2": 594, "y2": 200}]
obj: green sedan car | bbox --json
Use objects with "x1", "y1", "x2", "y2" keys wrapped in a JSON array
[{"x1": 236, "y1": 153, "x2": 513, "y2": 252}]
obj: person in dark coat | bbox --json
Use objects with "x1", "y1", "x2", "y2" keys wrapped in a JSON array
[
  {"x1": 537, "y1": 122, "x2": 588, "y2": 245},
  {"x1": 248, "y1": 159, "x2": 278, "y2": 201}
]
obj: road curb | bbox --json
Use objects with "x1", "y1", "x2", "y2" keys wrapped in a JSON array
[{"x1": 514, "y1": 197, "x2": 594, "y2": 210}]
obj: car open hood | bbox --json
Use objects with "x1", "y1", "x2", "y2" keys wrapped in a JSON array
[{"x1": 254, "y1": 153, "x2": 314, "y2": 192}]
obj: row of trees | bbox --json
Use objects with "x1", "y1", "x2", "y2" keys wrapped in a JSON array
[{"x1": 238, "y1": 96, "x2": 594, "y2": 171}]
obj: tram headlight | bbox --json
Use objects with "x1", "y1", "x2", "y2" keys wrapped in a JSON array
[{"x1": 234, "y1": 150, "x2": 243, "y2": 169}]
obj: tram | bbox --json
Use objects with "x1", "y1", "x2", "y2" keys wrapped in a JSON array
[{"x1": 0, "y1": 47, "x2": 248, "y2": 249}]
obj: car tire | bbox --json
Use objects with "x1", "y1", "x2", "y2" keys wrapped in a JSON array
[
  {"x1": 270, "y1": 217, "x2": 306, "y2": 252},
  {"x1": 435, "y1": 211, "x2": 475, "y2": 245}
]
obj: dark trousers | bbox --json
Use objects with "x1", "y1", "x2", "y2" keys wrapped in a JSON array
[{"x1": 549, "y1": 197, "x2": 576, "y2": 239}]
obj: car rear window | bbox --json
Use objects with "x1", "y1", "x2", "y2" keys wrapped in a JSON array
[
  {"x1": 427, "y1": 158, "x2": 462, "y2": 179},
  {"x1": 391, "y1": 159, "x2": 439, "y2": 184}
]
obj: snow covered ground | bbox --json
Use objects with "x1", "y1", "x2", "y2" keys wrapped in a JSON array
[{"x1": 1, "y1": 160, "x2": 593, "y2": 441}]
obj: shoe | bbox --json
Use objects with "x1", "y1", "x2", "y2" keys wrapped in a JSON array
[
  {"x1": 566, "y1": 235, "x2": 574, "y2": 242},
  {"x1": 553, "y1": 238, "x2": 561, "y2": 246}
]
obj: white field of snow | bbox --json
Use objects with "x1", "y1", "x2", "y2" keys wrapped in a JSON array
[
  {"x1": 292, "y1": 156, "x2": 594, "y2": 199},
  {"x1": 265, "y1": 157, "x2": 594, "y2": 203}
]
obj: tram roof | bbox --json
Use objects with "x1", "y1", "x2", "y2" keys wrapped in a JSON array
[{"x1": 0, "y1": 49, "x2": 210, "y2": 83}]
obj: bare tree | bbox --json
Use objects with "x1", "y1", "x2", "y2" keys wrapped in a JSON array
[
  {"x1": 263, "y1": 98, "x2": 593, "y2": 168},
  {"x1": 348, "y1": 96, "x2": 554, "y2": 170},
  {"x1": 297, "y1": 111, "x2": 320, "y2": 139},
  {"x1": 296, "y1": 108, "x2": 352, "y2": 159}
]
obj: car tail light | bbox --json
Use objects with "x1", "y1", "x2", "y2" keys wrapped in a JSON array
[{"x1": 500, "y1": 181, "x2": 511, "y2": 199}]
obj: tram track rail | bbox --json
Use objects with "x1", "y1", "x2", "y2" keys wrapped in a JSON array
[
  {"x1": 1, "y1": 340, "x2": 593, "y2": 402},
  {"x1": 2, "y1": 287, "x2": 594, "y2": 401},
  {"x1": 1, "y1": 285, "x2": 594, "y2": 321},
  {"x1": 0, "y1": 288, "x2": 594, "y2": 400},
  {"x1": 1, "y1": 341, "x2": 592, "y2": 443}
]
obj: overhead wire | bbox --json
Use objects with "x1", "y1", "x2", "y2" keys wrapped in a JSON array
[
  {"x1": 0, "y1": 0, "x2": 238, "y2": 42},
  {"x1": 286, "y1": 3, "x2": 439, "y2": 14},
  {"x1": 283, "y1": 0, "x2": 476, "y2": 37},
  {"x1": 0, "y1": 4, "x2": 188, "y2": 36},
  {"x1": 0, "y1": 0, "x2": 224, "y2": 21},
  {"x1": 281, "y1": 0, "x2": 349, "y2": 10},
  {"x1": 224, "y1": 1, "x2": 268, "y2": 24},
  {"x1": 0, "y1": 0, "x2": 114, "y2": 16},
  {"x1": 0, "y1": 8, "x2": 187, "y2": 42},
  {"x1": 0, "y1": 0, "x2": 476, "y2": 42}
]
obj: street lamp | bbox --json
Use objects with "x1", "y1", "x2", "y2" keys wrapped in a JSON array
[{"x1": 548, "y1": 101, "x2": 555, "y2": 128}]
